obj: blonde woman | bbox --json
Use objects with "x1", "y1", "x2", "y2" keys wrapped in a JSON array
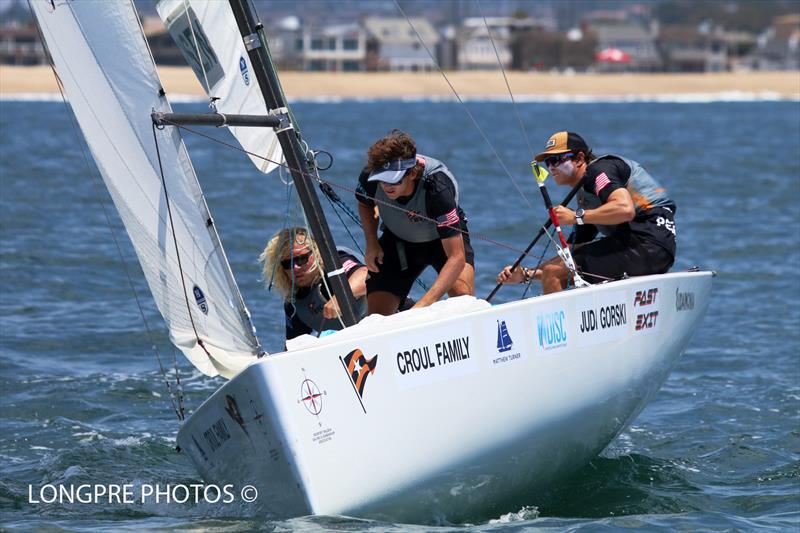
[{"x1": 259, "y1": 227, "x2": 368, "y2": 341}]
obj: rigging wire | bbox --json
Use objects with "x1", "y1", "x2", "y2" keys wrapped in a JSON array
[
  {"x1": 158, "y1": 118, "x2": 533, "y2": 257},
  {"x1": 300, "y1": 208, "x2": 348, "y2": 332},
  {"x1": 155, "y1": 119, "x2": 607, "y2": 289},
  {"x1": 477, "y1": 0, "x2": 536, "y2": 157},
  {"x1": 299, "y1": 152, "x2": 354, "y2": 330},
  {"x1": 181, "y1": 0, "x2": 215, "y2": 106},
  {"x1": 151, "y1": 123, "x2": 219, "y2": 373},
  {"x1": 391, "y1": 0, "x2": 535, "y2": 212},
  {"x1": 522, "y1": 232, "x2": 554, "y2": 299},
  {"x1": 29, "y1": 0, "x2": 184, "y2": 421},
  {"x1": 267, "y1": 180, "x2": 295, "y2": 293}
]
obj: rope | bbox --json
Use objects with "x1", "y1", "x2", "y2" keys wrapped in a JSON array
[
  {"x1": 391, "y1": 0, "x2": 535, "y2": 212},
  {"x1": 151, "y1": 123, "x2": 217, "y2": 370},
  {"x1": 477, "y1": 0, "x2": 535, "y2": 157},
  {"x1": 267, "y1": 181, "x2": 294, "y2": 293},
  {"x1": 522, "y1": 232, "x2": 554, "y2": 299},
  {"x1": 157, "y1": 118, "x2": 531, "y2": 257},
  {"x1": 155, "y1": 126, "x2": 613, "y2": 291},
  {"x1": 301, "y1": 208, "x2": 348, "y2": 333},
  {"x1": 31, "y1": 0, "x2": 184, "y2": 421},
  {"x1": 181, "y1": 0, "x2": 214, "y2": 104},
  {"x1": 282, "y1": 192, "x2": 300, "y2": 321}
]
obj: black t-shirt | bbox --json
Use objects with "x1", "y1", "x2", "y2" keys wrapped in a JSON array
[
  {"x1": 581, "y1": 157, "x2": 676, "y2": 255},
  {"x1": 355, "y1": 167, "x2": 465, "y2": 240},
  {"x1": 284, "y1": 250, "x2": 364, "y2": 341}
]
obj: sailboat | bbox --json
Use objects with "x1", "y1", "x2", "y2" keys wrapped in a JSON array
[
  {"x1": 30, "y1": 0, "x2": 713, "y2": 523},
  {"x1": 496, "y1": 320, "x2": 513, "y2": 352}
]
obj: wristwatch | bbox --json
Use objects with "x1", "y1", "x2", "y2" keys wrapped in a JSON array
[{"x1": 575, "y1": 208, "x2": 585, "y2": 225}]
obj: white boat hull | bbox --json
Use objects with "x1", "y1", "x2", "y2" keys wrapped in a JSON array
[{"x1": 177, "y1": 271, "x2": 712, "y2": 521}]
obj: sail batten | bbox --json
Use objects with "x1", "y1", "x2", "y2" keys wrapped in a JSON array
[{"x1": 31, "y1": 0, "x2": 263, "y2": 378}]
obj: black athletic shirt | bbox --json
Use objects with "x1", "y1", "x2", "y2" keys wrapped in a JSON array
[
  {"x1": 284, "y1": 250, "x2": 364, "y2": 341},
  {"x1": 579, "y1": 157, "x2": 676, "y2": 256},
  {"x1": 355, "y1": 167, "x2": 465, "y2": 240}
]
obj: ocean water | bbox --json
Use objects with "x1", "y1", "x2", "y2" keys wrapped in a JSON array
[{"x1": 1, "y1": 97, "x2": 799, "y2": 531}]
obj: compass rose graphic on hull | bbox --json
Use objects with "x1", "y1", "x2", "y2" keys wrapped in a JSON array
[{"x1": 300, "y1": 379, "x2": 322, "y2": 415}]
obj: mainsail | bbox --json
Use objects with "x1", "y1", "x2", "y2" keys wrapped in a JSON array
[
  {"x1": 156, "y1": 0, "x2": 284, "y2": 174},
  {"x1": 31, "y1": 1, "x2": 262, "y2": 378}
]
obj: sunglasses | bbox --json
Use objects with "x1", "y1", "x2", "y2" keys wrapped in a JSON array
[
  {"x1": 544, "y1": 153, "x2": 574, "y2": 168},
  {"x1": 280, "y1": 252, "x2": 312, "y2": 270}
]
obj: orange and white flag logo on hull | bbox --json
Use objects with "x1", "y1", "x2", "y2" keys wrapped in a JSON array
[{"x1": 342, "y1": 348, "x2": 378, "y2": 398}]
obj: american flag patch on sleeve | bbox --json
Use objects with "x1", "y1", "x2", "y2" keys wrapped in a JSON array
[
  {"x1": 342, "y1": 259, "x2": 359, "y2": 273},
  {"x1": 436, "y1": 209, "x2": 460, "y2": 228},
  {"x1": 595, "y1": 172, "x2": 611, "y2": 194}
]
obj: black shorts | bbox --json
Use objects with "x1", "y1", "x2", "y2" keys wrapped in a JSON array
[
  {"x1": 573, "y1": 234, "x2": 674, "y2": 284},
  {"x1": 366, "y1": 227, "x2": 475, "y2": 300}
]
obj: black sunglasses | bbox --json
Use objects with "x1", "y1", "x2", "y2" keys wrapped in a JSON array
[
  {"x1": 544, "y1": 153, "x2": 574, "y2": 168},
  {"x1": 280, "y1": 252, "x2": 312, "y2": 270}
]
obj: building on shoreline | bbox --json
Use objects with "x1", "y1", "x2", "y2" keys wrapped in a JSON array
[
  {"x1": 0, "y1": 23, "x2": 45, "y2": 66},
  {"x1": 2, "y1": 3, "x2": 797, "y2": 73}
]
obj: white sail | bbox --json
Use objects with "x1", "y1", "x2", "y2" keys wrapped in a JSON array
[
  {"x1": 156, "y1": 0, "x2": 284, "y2": 174},
  {"x1": 31, "y1": 0, "x2": 262, "y2": 378}
]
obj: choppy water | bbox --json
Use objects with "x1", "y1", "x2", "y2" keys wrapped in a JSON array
[{"x1": 1, "y1": 98, "x2": 799, "y2": 531}]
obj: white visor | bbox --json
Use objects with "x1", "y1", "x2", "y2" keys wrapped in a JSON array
[{"x1": 367, "y1": 157, "x2": 417, "y2": 184}]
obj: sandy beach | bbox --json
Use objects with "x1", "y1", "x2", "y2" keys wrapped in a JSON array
[{"x1": 1, "y1": 65, "x2": 798, "y2": 99}]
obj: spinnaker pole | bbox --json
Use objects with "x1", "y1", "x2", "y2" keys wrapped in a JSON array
[{"x1": 227, "y1": 0, "x2": 359, "y2": 327}]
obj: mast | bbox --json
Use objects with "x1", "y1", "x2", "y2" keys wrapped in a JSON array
[{"x1": 227, "y1": 0, "x2": 359, "y2": 327}]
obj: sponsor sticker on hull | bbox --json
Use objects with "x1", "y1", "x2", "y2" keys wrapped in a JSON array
[
  {"x1": 296, "y1": 370, "x2": 335, "y2": 444},
  {"x1": 675, "y1": 288, "x2": 695, "y2": 311},
  {"x1": 575, "y1": 290, "x2": 628, "y2": 346},
  {"x1": 633, "y1": 287, "x2": 660, "y2": 334},
  {"x1": 340, "y1": 348, "x2": 377, "y2": 413},
  {"x1": 488, "y1": 318, "x2": 524, "y2": 366},
  {"x1": 392, "y1": 323, "x2": 477, "y2": 390},
  {"x1": 201, "y1": 418, "x2": 230, "y2": 453},
  {"x1": 535, "y1": 307, "x2": 569, "y2": 352}
]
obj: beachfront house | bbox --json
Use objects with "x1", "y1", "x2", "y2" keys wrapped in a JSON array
[
  {"x1": 362, "y1": 17, "x2": 439, "y2": 72},
  {"x1": 586, "y1": 15, "x2": 662, "y2": 72},
  {"x1": 657, "y1": 24, "x2": 728, "y2": 72},
  {"x1": 292, "y1": 22, "x2": 367, "y2": 72},
  {"x1": 0, "y1": 23, "x2": 45, "y2": 65},
  {"x1": 752, "y1": 14, "x2": 800, "y2": 71},
  {"x1": 456, "y1": 16, "x2": 540, "y2": 70},
  {"x1": 511, "y1": 25, "x2": 597, "y2": 72}
]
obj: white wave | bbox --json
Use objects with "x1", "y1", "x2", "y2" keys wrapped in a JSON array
[
  {"x1": 489, "y1": 505, "x2": 540, "y2": 523},
  {"x1": 2, "y1": 91, "x2": 797, "y2": 104},
  {"x1": 0, "y1": 92, "x2": 66, "y2": 102},
  {"x1": 296, "y1": 91, "x2": 798, "y2": 103}
]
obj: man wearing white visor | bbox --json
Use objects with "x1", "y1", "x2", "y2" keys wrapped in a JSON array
[{"x1": 355, "y1": 130, "x2": 475, "y2": 315}]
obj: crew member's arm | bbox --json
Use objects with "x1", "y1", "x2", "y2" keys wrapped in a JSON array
[
  {"x1": 323, "y1": 255, "x2": 368, "y2": 319},
  {"x1": 414, "y1": 234, "x2": 465, "y2": 308},
  {"x1": 358, "y1": 203, "x2": 382, "y2": 272},
  {"x1": 555, "y1": 161, "x2": 635, "y2": 226},
  {"x1": 416, "y1": 172, "x2": 468, "y2": 306},
  {"x1": 355, "y1": 168, "x2": 383, "y2": 272},
  {"x1": 554, "y1": 188, "x2": 634, "y2": 226}
]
